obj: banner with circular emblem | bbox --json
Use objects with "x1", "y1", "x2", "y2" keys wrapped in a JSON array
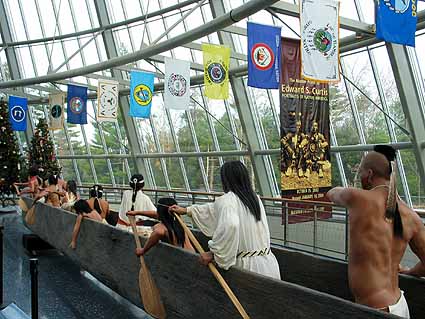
[
  {"x1": 48, "y1": 93, "x2": 64, "y2": 130},
  {"x1": 202, "y1": 43, "x2": 230, "y2": 100},
  {"x1": 300, "y1": 0, "x2": 340, "y2": 83},
  {"x1": 247, "y1": 22, "x2": 282, "y2": 89},
  {"x1": 129, "y1": 71, "x2": 154, "y2": 119},
  {"x1": 164, "y1": 57, "x2": 190, "y2": 110},
  {"x1": 67, "y1": 84, "x2": 88, "y2": 124},
  {"x1": 8, "y1": 95, "x2": 27, "y2": 132},
  {"x1": 376, "y1": 0, "x2": 417, "y2": 47},
  {"x1": 97, "y1": 79, "x2": 119, "y2": 122}
]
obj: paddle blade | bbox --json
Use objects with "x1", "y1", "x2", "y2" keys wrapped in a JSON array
[
  {"x1": 25, "y1": 206, "x2": 36, "y2": 225},
  {"x1": 18, "y1": 199, "x2": 28, "y2": 212},
  {"x1": 138, "y1": 258, "x2": 166, "y2": 319}
]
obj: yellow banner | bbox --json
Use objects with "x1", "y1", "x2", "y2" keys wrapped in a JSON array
[{"x1": 202, "y1": 43, "x2": 230, "y2": 100}]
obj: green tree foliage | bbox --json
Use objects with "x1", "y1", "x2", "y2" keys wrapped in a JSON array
[
  {"x1": 28, "y1": 118, "x2": 60, "y2": 180},
  {"x1": 0, "y1": 99, "x2": 25, "y2": 192}
]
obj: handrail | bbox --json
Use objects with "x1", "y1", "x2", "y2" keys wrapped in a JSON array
[
  {"x1": 78, "y1": 184, "x2": 335, "y2": 206},
  {"x1": 77, "y1": 184, "x2": 425, "y2": 218}
]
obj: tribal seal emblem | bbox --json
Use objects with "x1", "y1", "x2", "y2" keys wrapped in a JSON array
[
  {"x1": 133, "y1": 84, "x2": 152, "y2": 106},
  {"x1": 11, "y1": 105, "x2": 25, "y2": 122},
  {"x1": 383, "y1": 0, "x2": 410, "y2": 14},
  {"x1": 206, "y1": 62, "x2": 226, "y2": 84},
  {"x1": 51, "y1": 104, "x2": 62, "y2": 118},
  {"x1": 251, "y1": 43, "x2": 274, "y2": 70},
  {"x1": 167, "y1": 73, "x2": 187, "y2": 97},
  {"x1": 69, "y1": 97, "x2": 84, "y2": 114},
  {"x1": 313, "y1": 29, "x2": 333, "y2": 54},
  {"x1": 303, "y1": 23, "x2": 337, "y2": 58}
]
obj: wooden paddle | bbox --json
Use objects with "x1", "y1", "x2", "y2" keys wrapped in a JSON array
[
  {"x1": 173, "y1": 213, "x2": 250, "y2": 319},
  {"x1": 128, "y1": 216, "x2": 166, "y2": 319}
]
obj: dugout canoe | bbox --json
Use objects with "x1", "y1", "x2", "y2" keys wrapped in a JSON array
[{"x1": 21, "y1": 198, "x2": 425, "y2": 319}]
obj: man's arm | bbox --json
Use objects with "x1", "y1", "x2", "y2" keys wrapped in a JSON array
[
  {"x1": 127, "y1": 210, "x2": 158, "y2": 219},
  {"x1": 326, "y1": 187, "x2": 358, "y2": 207},
  {"x1": 403, "y1": 213, "x2": 425, "y2": 277}
]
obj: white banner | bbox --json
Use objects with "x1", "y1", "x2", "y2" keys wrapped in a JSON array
[
  {"x1": 164, "y1": 57, "x2": 190, "y2": 110},
  {"x1": 97, "y1": 79, "x2": 119, "y2": 122},
  {"x1": 49, "y1": 93, "x2": 64, "y2": 130},
  {"x1": 300, "y1": 0, "x2": 340, "y2": 83}
]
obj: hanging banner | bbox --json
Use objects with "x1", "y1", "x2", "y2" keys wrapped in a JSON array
[
  {"x1": 247, "y1": 22, "x2": 281, "y2": 89},
  {"x1": 300, "y1": 0, "x2": 340, "y2": 82},
  {"x1": 280, "y1": 37, "x2": 332, "y2": 224},
  {"x1": 97, "y1": 79, "x2": 119, "y2": 122},
  {"x1": 202, "y1": 43, "x2": 230, "y2": 100},
  {"x1": 164, "y1": 57, "x2": 190, "y2": 110},
  {"x1": 8, "y1": 96, "x2": 27, "y2": 131},
  {"x1": 376, "y1": 0, "x2": 417, "y2": 47},
  {"x1": 49, "y1": 93, "x2": 64, "y2": 130},
  {"x1": 129, "y1": 71, "x2": 154, "y2": 119},
  {"x1": 67, "y1": 84, "x2": 87, "y2": 125}
]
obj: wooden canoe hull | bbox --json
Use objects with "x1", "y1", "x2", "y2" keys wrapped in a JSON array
[{"x1": 21, "y1": 199, "x2": 415, "y2": 318}]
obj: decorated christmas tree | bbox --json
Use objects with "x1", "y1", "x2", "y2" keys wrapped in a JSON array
[
  {"x1": 0, "y1": 99, "x2": 25, "y2": 194},
  {"x1": 28, "y1": 118, "x2": 60, "y2": 181}
]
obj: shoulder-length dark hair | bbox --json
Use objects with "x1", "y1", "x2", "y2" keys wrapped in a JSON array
[
  {"x1": 67, "y1": 180, "x2": 78, "y2": 197},
  {"x1": 157, "y1": 197, "x2": 185, "y2": 247},
  {"x1": 74, "y1": 199, "x2": 92, "y2": 215},
  {"x1": 220, "y1": 161, "x2": 261, "y2": 221}
]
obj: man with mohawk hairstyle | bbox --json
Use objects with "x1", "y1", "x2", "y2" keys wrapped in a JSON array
[{"x1": 326, "y1": 145, "x2": 425, "y2": 318}]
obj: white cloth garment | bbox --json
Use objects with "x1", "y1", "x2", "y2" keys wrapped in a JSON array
[
  {"x1": 118, "y1": 190, "x2": 156, "y2": 224},
  {"x1": 388, "y1": 290, "x2": 410, "y2": 319},
  {"x1": 188, "y1": 192, "x2": 281, "y2": 280}
]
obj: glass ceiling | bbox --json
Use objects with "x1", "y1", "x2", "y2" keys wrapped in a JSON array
[{"x1": 1, "y1": 0, "x2": 425, "y2": 209}]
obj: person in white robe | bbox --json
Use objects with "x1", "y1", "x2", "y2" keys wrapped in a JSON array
[
  {"x1": 117, "y1": 174, "x2": 157, "y2": 234},
  {"x1": 171, "y1": 161, "x2": 281, "y2": 280}
]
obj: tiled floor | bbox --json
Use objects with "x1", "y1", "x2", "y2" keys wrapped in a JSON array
[{"x1": 0, "y1": 210, "x2": 151, "y2": 319}]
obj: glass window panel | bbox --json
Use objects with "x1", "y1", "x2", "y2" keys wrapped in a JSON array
[
  {"x1": 17, "y1": 47, "x2": 35, "y2": 78},
  {"x1": 399, "y1": 150, "x2": 422, "y2": 208},
  {"x1": 183, "y1": 158, "x2": 205, "y2": 191},
  {"x1": 57, "y1": 0, "x2": 76, "y2": 34},
  {"x1": 340, "y1": 151, "x2": 364, "y2": 186},
  {"x1": 109, "y1": 159, "x2": 128, "y2": 186},
  {"x1": 330, "y1": 83, "x2": 361, "y2": 146},
  {"x1": 92, "y1": 159, "x2": 112, "y2": 185},
  {"x1": 150, "y1": 158, "x2": 166, "y2": 188},
  {"x1": 76, "y1": 159, "x2": 94, "y2": 184},
  {"x1": 60, "y1": 159, "x2": 78, "y2": 181},
  {"x1": 66, "y1": 125, "x2": 86, "y2": 155}
]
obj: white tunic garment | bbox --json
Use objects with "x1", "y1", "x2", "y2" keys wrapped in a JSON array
[
  {"x1": 188, "y1": 192, "x2": 281, "y2": 280},
  {"x1": 118, "y1": 190, "x2": 156, "y2": 224}
]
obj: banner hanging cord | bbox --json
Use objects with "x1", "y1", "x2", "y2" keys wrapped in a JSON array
[{"x1": 268, "y1": 8, "x2": 410, "y2": 137}]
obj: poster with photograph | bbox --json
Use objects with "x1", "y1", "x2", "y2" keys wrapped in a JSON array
[{"x1": 280, "y1": 37, "x2": 332, "y2": 223}]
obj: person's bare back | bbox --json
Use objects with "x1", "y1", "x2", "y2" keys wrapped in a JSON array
[
  {"x1": 347, "y1": 187, "x2": 422, "y2": 308},
  {"x1": 327, "y1": 145, "x2": 425, "y2": 318}
]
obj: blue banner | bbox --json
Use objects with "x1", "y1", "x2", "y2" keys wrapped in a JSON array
[
  {"x1": 8, "y1": 96, "x2": 27, "y2": 131},
  {"x1": 67, "y1": 84, "x2": 87, "y2": 124},
  {"x1": 130, "y1": 71, "x2": 154, "y2": 118},
  {"x1": 376, "y1": 0, "x2": 417, "y2": 47},
  {"x1": 247, "y1": 22, "x2": 281, "y2": 89}
]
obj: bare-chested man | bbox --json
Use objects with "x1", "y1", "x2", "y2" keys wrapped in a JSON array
[{"x1": 326, "y1": 145, "x2": 425, "y2": 318}]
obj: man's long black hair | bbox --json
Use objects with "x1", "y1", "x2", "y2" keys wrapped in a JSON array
[
  {"x1": 374, "y1": 145, "x2": 403, "y2": 238},
  {"x1": 220, "y1": 161, "x2": 261, "y2": 221},
  {"x1": 157, "y1": 197, "x2": 185, "y2": 247}
]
